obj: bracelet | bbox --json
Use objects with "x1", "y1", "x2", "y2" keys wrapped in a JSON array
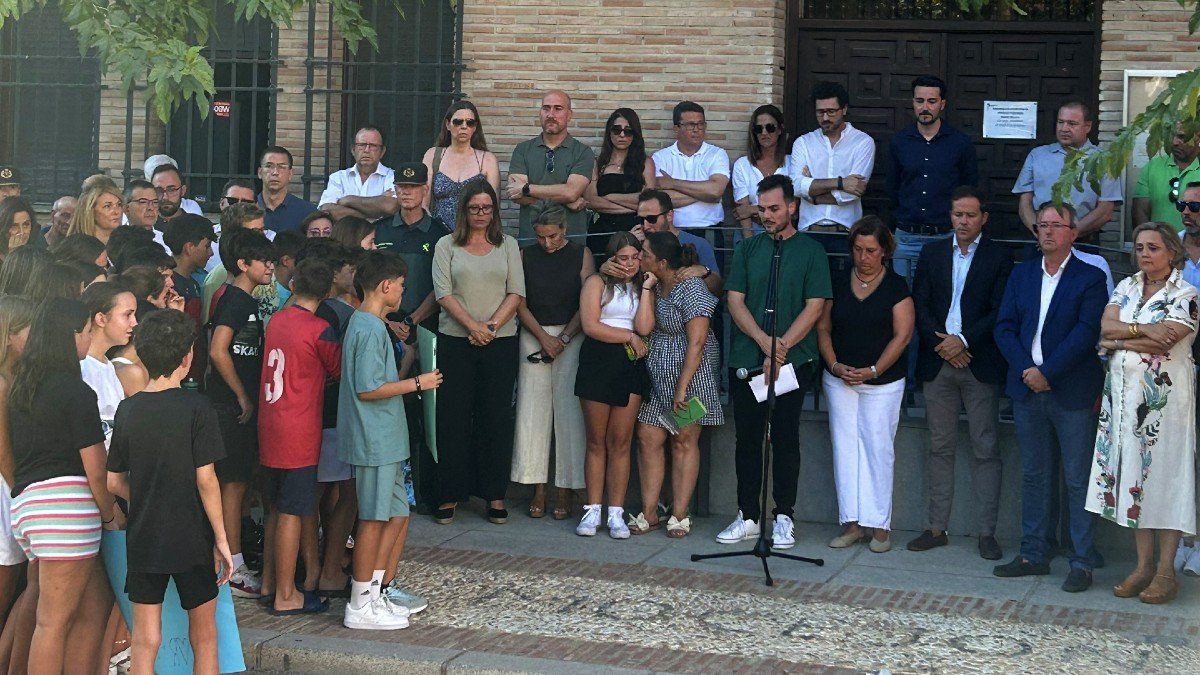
[
  {"x1": 869, "y1": 364, "x2": 878, "y2": 378},
  {"x1": 1128, "y1": 322, "x2": 1140, "y2": 338},
  {"x1": 103, "y1": 515, "x2": 115, "y2": 524},
  {"x1": 414, "y1": 377, "x2": 422, "y2": 393},
  {"x1": 837, "y1": 176, "x2": 844, "y2": 191},
  {"x1": 1115, "y1": 339, "x2": 1125, "y2": 350}
]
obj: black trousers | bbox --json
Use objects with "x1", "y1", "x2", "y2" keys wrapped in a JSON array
[
  {"x1": 435, "y1": 334, "x2": 518, "y2": 504},
  {"x1": 728, "y1": 364, "x2": 813, "y2": 522}
]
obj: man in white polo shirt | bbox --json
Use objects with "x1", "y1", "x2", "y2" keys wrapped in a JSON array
[
  {"x1": 652, "y1": 102, "x2": 731, "y2": 243},
  {"x1": 319, "y1": 126, "x2": 398, "y2": 222}
]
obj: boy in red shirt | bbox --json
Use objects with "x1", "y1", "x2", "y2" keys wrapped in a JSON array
[{"x1": 258, "y1": 257, "x2": 342, "y2": 615}]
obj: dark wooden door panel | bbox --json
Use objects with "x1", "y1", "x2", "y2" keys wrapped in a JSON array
[{"x1": 792, "y1": 25, "x2": 1096, "y2": 237}]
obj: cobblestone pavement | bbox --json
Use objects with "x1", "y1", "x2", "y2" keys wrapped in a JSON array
[{"x1": 238, "y1": 511, "x2": 1200, "y2": 673}]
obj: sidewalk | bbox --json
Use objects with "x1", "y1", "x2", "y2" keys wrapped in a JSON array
[{"x1": 238, "y1": 501, "x2": 1200, "y2": 673}]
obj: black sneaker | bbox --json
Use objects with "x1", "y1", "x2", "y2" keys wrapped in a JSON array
[
  {"x1": 1061, "y1": 567, "x2": 1093, "y2": 593},
  {"x1": 978, "y1": 535, "x2": 1003, "y2": 561},
  {"x1": 993, "y1": 556, "x2": 1050, "y2": 577},
  {"x1": 906, "y1": 530, "x2": 948, "y2": 552}
]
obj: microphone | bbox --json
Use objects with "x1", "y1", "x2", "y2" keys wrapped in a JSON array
[{"x1": 735, "y1": 366, "x2": 764, "y2": 381}]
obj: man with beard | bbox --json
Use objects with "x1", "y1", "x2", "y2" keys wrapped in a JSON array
[
  {"x1": 151, "y1": 163, "x2": 191, "y2": 231},
  {"x1": 1134, "y1": 124, "x2": 1200, "y2": 232},
  {"x1": 506, "y1": 90, "x2": 595, "y2": 241},
  {"x1": 1179, "y1": 182, "x2": 1200, "y2": 289},
  {"x1": 1013, "y1": 102, "x2": 1122, "y2": 242},
  {"x1": 888, "y1": 75, "x2": 978, "y2": 279},
  {"x1": 791, "y1": 81, "x2": 874, "y2": 234}
]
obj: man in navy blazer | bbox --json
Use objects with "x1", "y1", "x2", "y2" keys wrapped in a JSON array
[
  {"x1": 993, "y1": 202, "x2": 1107, "y2": 593},
  {"x1": 908, "y1": 187, "x2": 1013, "y2": 561}
]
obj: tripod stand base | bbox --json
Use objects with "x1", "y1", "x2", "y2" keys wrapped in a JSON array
[{"x1": 691, "y1": 538, "x2": 824, "y2": 586}]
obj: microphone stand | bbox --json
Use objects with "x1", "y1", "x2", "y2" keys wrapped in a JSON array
[{"x1": 690, "y1": 229, "x2": 823, "y2": 586}]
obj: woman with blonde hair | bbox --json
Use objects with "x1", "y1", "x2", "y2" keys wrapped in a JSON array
[{"x1": 67, "y1": 184, "x2": 124, "y2": 246}]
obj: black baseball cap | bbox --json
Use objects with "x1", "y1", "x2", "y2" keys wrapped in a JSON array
[
  {"x1": 0, "y1": 166, "x2": 19, "y2": 186},
  {"x1": 393, "y1": 162, "x2": 428, "y2": 186}
]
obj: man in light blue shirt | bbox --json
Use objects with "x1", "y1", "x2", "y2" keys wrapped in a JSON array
[
  {"x1": 1179, "y1": 182, "x2": 1200, "y2": 289},
  {"x1": 1012, "y1": 102, "x2": 1122, "y2": 242}
]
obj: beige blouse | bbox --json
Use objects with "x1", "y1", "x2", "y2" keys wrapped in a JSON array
[{"x1": 432, "y1": 234, "x2": 525, "y2": 338}]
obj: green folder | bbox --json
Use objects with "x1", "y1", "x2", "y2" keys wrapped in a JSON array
[{"x1": 417, "y1": 326, "x2": 438, "y2": 462}]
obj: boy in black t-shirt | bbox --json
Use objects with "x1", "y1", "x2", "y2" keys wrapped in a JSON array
[
  {"x1": 107, "y1": 309, "x2": 232, "y2": 674},
  {"x1": 206, "y1": 227, "x2": 275, "y2": 597}
]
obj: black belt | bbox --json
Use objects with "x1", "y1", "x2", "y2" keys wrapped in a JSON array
[{"x1": 895, "y1": 222, "x2": 952, "y2": 236}]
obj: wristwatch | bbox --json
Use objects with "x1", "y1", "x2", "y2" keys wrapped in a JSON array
[
  {"x1": 521, "y1": 183, "x2": 531, "y2": 197},
  {"x1": 559, "y1": 333, "x2": 572, "y2": 345},
  {"x1": 402, "y1": 315, "x2": 415, "y2": 328},
  {"x1": 701, "y1": 266, "x2": 712, "y2": 279}
]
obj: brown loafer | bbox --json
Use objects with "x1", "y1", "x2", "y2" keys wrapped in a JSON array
[
  {"x1": 1113, "y1": 569, "x2": 1155, "y2": 598},
  {"x1": 1139, "y1": 574, "x2": 1178, "y2": 604}
]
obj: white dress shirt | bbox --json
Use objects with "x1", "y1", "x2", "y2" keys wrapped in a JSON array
[
  {"x1": 318, "y1": 163, "x2": 395, "y2": 206},
  {"x1": 789, "y1": 122, "x2": 876, "y2": 230},
  {"x1": 1031, "y1": 255, "x2": 1068, "y2": 366},
  {"x1": 945, "y1": 234, "x2": 980, "y2": 346},
  {"x1": 651, "y1": 142, "x2": 730, "y2": 228},
  {"x1": 731, "y1": 155, "x2": 794, "y2": 205}
]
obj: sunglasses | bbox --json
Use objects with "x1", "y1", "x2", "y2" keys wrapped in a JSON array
[
  {"x1": 223, "y1": 197, "x2": 256, "y2": 205},
  {"x1": 610, "y1": 125, "x2": 635, "y2": 137},
  {"x1": 1176, "y1": 200, "x2": 1200, "y2": 214},
  {"x1": 637, "y1": 210, "x2": 669, "y2": 225},
  {"x1": 1170, "y1": 177, "x2": 1181, "y2": 203},
  {"x1": 527, "y1": 351, "x2": 554, "y2": 364},
  {"x1": 753, "y1": 123, "x2": 779, "y2": 135},
  {"x1": 545, "y1": 148, "x2": 555, "y2": 174},
  {"x1": 451, "y1": 117, "x2": 477, "y2": 128}
]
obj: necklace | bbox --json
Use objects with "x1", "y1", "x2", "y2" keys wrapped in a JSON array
[{"x1": 853, "y1": 267, "x2": 882, "y2": 288}]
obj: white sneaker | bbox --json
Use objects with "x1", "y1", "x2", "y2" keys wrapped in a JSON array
[
  {"x1": 1184, "y1": 545, "x2": 1200, "y2": 578},
  {"x1": 716, "y1": 511, "x2": 759, "y2": 544},
  {"x1": 772, "y1": 514, "x2": 796, "y2": 550},
  {"x1": 1174, "y1": 541, "x2": 1193, "y2": 572},
  {"x1": 576, "y1": 504, "x2": 601, "y2": 537},
  {"x1": 228, "y1": 564, "x2": 262, "y2": 598},
  {"x1": 344, "y1": 597, "x2": 409, "y2": 630},
  {"x1": 383, "y1": 583, "x2": 428, "y2": 614},
  {"x1": 608, "y1": 508, "x2": 629, "y2": 539}
]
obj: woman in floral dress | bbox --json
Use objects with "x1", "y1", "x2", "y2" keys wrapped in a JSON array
[{"x1": 1091, "y1": 221, "x2": 1197, "y2": 605}]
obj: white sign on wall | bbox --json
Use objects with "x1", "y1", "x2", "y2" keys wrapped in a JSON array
[{"x1": 982, "y1": 101, "x2": 1038, "y2": 139}]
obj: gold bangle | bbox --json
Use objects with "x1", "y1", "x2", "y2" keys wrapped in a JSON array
[{"x1": 1128, "y1": 322, "x2": 1139, "y2": 338}]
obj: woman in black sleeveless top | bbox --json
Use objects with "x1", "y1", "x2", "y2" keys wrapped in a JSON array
[
  {"x1": 513, "y1": 205, "x2": 595, "y2": 520},
  {"x1": 585, "y1": 108, "x2": 656, "y2": 258}
]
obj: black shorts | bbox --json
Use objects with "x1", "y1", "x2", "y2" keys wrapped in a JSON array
[
  {"x1": 575, "y1": 337, "x2": 648, "y2": 407},
  {"x1": 214, "y1": 402, "x2": 258, "y2": 483},
  {"x1": 126, "y1": 565, "x2": 218, "y2": 610},
  {"x1": 262, "y1": 465, "x2": 319, "y2": 516}
]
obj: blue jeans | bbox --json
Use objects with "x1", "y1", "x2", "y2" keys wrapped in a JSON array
[
  {"x1": 1012, "y1": 392, "x2": 1098, "y2": 570},
  {"x1": 892, "y1": 229, "x2": 949, "y2": 283}
]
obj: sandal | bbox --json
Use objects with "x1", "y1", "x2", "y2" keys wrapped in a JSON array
[
  {"x1": 1113, "y1": 569, "x2": 1155, "y2": 598},
  {"x1": 627, "y1": 512, "x2": 661, "y2": 535},
  {"x1": 528, "y1": 501, "x2": 545, "y2": 519},
  {"x1": 552, "y1": 491, "x2": 572, "y2": 520},
  {"x1": 1139, "y1": 574, "x2": 1179, "y2": 604},
  {"x1": 268, "y1": 590, "x2": 330, "y2": 617},
  {"x1": 666, "y1": 515, "x2": 691, "y2": 538}
]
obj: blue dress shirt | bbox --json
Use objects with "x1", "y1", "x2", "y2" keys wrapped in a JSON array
[{"x1": 888, "y1": 123, "x2": 979, "y2": 228}]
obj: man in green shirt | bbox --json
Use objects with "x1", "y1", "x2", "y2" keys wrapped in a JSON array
[
  {"x1": 506, "y1": 90, "x2": 595, "y2": 241},
  {"x1": 1133, "y1": 124, "x2": 1200, "y2": 231},
  {"x1": 718, "y1": 174, "x2": 831, "y2": 552},
  {"x1": 375, "y1": 162, "x2": 448, "y2": 335}
]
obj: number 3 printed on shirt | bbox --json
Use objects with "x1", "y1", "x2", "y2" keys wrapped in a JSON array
[{"x1": 264, "y1": 348, "x2": 285, "y2": 404}]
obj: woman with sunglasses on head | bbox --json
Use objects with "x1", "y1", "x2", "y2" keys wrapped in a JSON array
[
  {"x1": 511, "y1": 205, "x2": 594, "y2": 522},
  {"x1": 423, "y1": 101, "x2": 501, "y2": 229},
  {"x1": 732, "y1": 105, "x2": 792, "y2": 241},
  {"x1": 584, "y1": 108, "x2": 657, "y2": 258},
  {"x1": 431, "y1": 181, "x2": 524, "y2": 526}
]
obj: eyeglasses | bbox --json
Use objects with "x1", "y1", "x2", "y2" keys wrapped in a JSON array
[
  {"x1": 816, "y1": 109, "x2": 842, "y2": 119},
  {"x1": 154, "y1": 186, "x2": 182, "y2": 196},
  {"x1": 677, "y1": 121, "x2": 707, "y2": 131},
  {"x1": 1176, "y1": 200, "x2": 1200, "y2": 214},
  {"x1": 526, "y1": 351, "x2": 554, "y2": 364},
  {"x1": 260, "y1": 162, "x2": 291, "y2": 173},
  {"x1": 610, "y1": 125, "x2": 635, "y2": 137},
  {"x1": 353, "y1": 142, "x2": 383, "y2": 151},
  {"x1": 128, "y1": 198, "x2": 158, "y2": 208},
  {"x1": 450, "y1": 117, "x2": 477, "y2": 128},
  {"x1": 637, "y1": 210, "x2": 669, "y2": 225},
  {"x1": 753, "y1": 123, "x2": 779, "y2": 134},
  {"x1": 467, "y1": 204, "x2": 495, "y2": 216},
  {"x1": 545, "y1": 148, "x2": 556, "y2": 174},
  {"x1": 1035, "y1": 221, "x2": 1073, "y2": 231},
  {"x1": 223, "y1": 197, "x2": 256, "y2": 205},
  {"x1": 1170, "y1": 177, "x2": 1181, "y2": 203}
]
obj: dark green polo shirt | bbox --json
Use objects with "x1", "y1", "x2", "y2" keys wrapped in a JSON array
[
  {"x1": 509, "y1": 133, "x2": 595, "y2": 241},
  {"x1": 375, "y1": 211, "x2": 449, "y2": 331},
  {"x1": 725, "y1": 231, "x2": 832, "y2": 370}
]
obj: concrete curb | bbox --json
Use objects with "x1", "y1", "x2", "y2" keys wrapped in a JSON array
[{"x1": 240, "y1": 627, "x2": 660, "y2": 674}]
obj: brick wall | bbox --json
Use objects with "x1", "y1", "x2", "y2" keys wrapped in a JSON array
[
  {"x1": 460, "y1": 0, "x2": 787, "y2": 226},
  {"x1": 96, "y1": 76, "x2": 164, "y2": 181}
]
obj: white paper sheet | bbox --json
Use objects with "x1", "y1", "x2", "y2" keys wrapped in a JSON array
[{"x1": 748, "y1": 363, "x2": 799, "y2": 403}]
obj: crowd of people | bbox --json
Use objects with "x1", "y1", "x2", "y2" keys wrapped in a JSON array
[{"x1": 0, "y1": 73, "x2": 1197, "y2": 671}]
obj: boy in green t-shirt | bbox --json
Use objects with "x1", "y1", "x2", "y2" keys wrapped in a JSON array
[{"x1": 337, "y1": 250, "x2": 442, "y2": 630}]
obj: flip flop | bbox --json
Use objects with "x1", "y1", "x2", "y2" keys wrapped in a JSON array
[{"x1": 268, "y1": 590, "x2": 330, "y2": 617}]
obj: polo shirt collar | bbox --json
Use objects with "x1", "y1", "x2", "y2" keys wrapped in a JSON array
[
  {"x1": 388, "y1": 210, "x2": 434, "y2": 232},
  {"x1": 257, "y1": 192, "x2": 292, "y2": 212},
  {"x1": 669, "y1": 141, "x2": 710, "y2": 157},
  {"x1": 537, "y1": 133, "x2": 575, "y2": 149},
  {"x1": 347, "y1": 164, "x2": 388, "y2": 180}
]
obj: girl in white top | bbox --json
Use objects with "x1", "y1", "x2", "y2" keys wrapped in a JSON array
[
  {"x1": 732, "y1": 105, "x2": 793, "y2": 240},
  {"x1": 575, "y1": 232, "x2": 656, "y2": 539},
  {"x1": 80, "y1": 283, "x2": 139, "y2": 449}
]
